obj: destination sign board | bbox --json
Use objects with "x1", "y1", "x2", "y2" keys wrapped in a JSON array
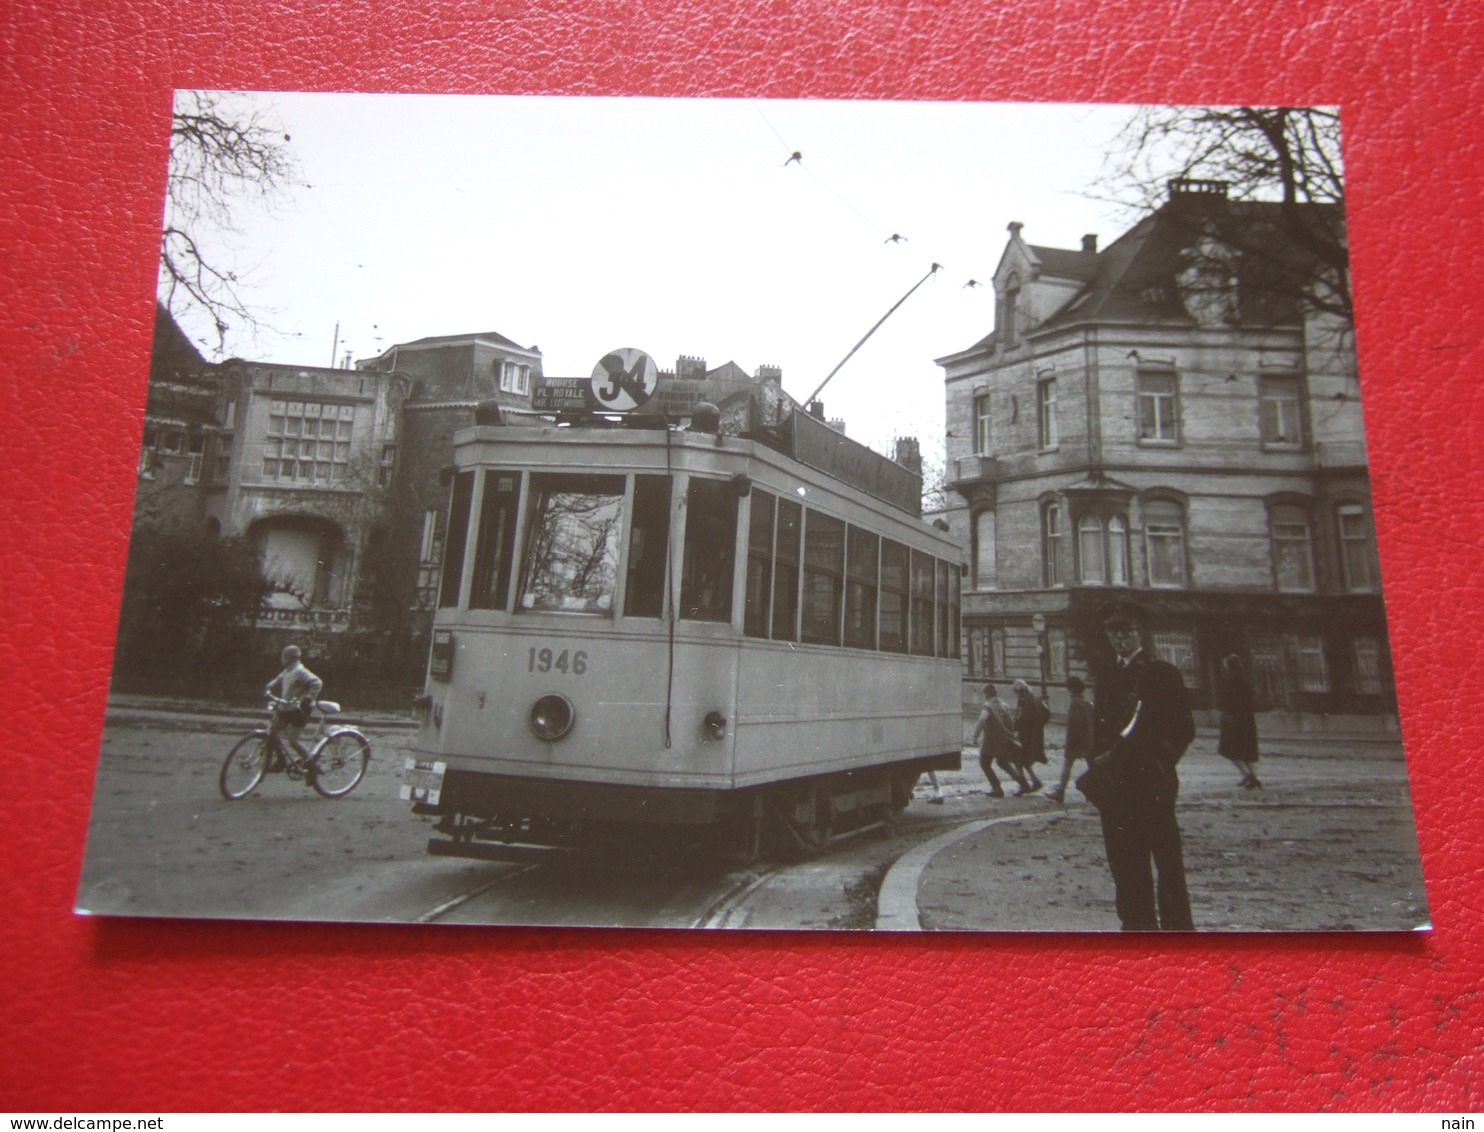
[
  {"x1": 531, "y1": 376, "x2": 592, "y2": 413},
  {"x1": 790, "y1": 409, "x2": 922, "y2": 516}
]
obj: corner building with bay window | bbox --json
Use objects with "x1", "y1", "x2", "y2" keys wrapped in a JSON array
[{"x1": 938, "y1": 180, "x2": 1395, "y2": 729}]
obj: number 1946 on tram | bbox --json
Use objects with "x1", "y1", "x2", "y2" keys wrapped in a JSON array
[{"x1": 402, "y1": 396, "x2": 963, "y2": 861}]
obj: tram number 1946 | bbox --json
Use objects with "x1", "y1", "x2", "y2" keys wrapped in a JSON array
[{"x1": 527, "y1": 646, "x2": 588, "y2": 675}]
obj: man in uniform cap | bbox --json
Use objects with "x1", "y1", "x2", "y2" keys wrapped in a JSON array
[{"x1": 1079, "y1": 599, "x2": 1196, "y2": 931}]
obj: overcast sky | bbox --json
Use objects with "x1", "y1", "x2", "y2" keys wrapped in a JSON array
[{"x1": 167, "y1": 94, "x2": 1143, "y2": 467}]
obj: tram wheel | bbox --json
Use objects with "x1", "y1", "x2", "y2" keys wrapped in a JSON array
[
  {"x1": 765, "y1": 782, "x2": 833, "y2": 860},
  {"x1": 889, "y1": 771, "x2": 921, "y2": 815}
]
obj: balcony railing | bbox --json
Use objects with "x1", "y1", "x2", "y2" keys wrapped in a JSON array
[
  {"x1": 952, "y1": 454, "x2": 998, "y2": 484},
  {"x1": 256, "y1": 607, "x2": 351, "y2": 631}
]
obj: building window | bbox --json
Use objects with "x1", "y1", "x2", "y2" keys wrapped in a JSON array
[
  {"x1": 1338, "y1": 503, "x2": 1379, "y2": 592},
  {"x1": 1353, "y1": 636, "x2": 1384, "y2": 695},
  {"x1": 1077, "y1": 514, "x2": 1106, "y2": 585},
  {"x1": 222, "y1": 399, "x2": 237, "y2": 430},
  {"x1": 1287, "y1": 632, "x2": 1330, "y2": 692},
  {"x1": 972, "y1": 511, "x2": 996, "y2": 590},
  {"x1": 499, "y1": 361, "x2": 532, "y2": 397},
  {"x1": 1047, "y1": 626, "x2": 1067, "y2": 679},
  {"x1": 968, "y1": 625, "x2": 1006, "y2": 678},
  {"x1": 1259, "y1": 374, "x2": 1304, "y2": 447},
  {"x1": 1270, "y1": 504, "x2": 1316, "y2": 592},
  {"x1": 184, "y1": 435, "x2": 205, "y2": 485},
  {"x1": 1042, "y1": 502, "x2": 1063, "y2": 586},
  {"x1": 1108, "y1": 515, "x2": 1129, "y2": 586},
  {"x1": 378, "y1": 444, "x2": 396, "y2": 487},
  {"x1": 1137, "y1": 371, "x2": 1180, "y2": 444},
  {"x1": 974, "y1": 393, "x2": 992, "y2": 456},
  {"x1": 1152, "y1": 627, "x2": 1199, "y2": 687},
  {"x1": 264, "y1": 401, "x2": 353, "y2": 484},
  {"x1": 1075, "y1": 512, "x2": 1130, "y2": 587},
  {"x1": 1144, "y1": 499, "x2": 1186, "y2": 587},
  {"x1": 1038, "y1": 378, "x2": 1058, "y2": 449}
]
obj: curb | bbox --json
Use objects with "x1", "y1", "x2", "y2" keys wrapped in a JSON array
[{"x1": 875, "y1": 810, "x2": 1069, "y2": 931}]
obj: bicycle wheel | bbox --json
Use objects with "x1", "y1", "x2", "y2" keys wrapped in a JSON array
[
  {"x1": 310, "y1": 731, "x2": 370, "y2": 798},
  {"x1": 220, "y1": 734, "x2": 270, "y2": 800}
]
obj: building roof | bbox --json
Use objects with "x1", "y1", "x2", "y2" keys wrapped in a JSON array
[
  {"x1": 1025, "y1": 244, "x2": 1100, "y2": 283},
  {"x1": 1037, "y1": 190, "x2": 1345, "y2": 333}
]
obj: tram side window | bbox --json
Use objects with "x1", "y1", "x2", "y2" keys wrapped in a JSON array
[
  {"x1": 437, "y1": 470, "x2": 475, "y2": 609},
  {"x1": 744, "y1": 490, "x2": 776, "y2": 638},
  {"x1": 518, "y1": 473, "x2": 626, "y2": 614},
  {"x1": 470, "y1": 471, "x2": 521, "y2": 610},
  {"x1": 946, "y1": 559, "x2": 961, "y2": 658},
  {"x1": 624, "y1": 475, "x2": 671, "y2": 618},
  {"x1": 680, "y1": 478, "x2": 737, "y2": 622},
  {"x1": 802, "y1": 511, "x2": 845, "y2": 645},
  {"x1": 844, "y1": 527, "x2": 879, "y2": 649},
  {"x1": 772, "y1": 497, "x2": 801, "y2": 642},
  {"x1": 910, "y1": 549, "x2": 936, "y2": 655},
  {"x1": 879, "y1": 539, "x2": 908, "y2": 653},
  {"x1": 936, "y1": 559, "x2": 954, "y2": 658}
]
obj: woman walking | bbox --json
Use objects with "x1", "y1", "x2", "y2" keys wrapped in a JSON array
[
  {"x1": 1217, "y1": 654, "x2": 1261, "y2": 789},
  {"x1": 1011, "y1": 679, "x2": 1049, "y2": 795}
]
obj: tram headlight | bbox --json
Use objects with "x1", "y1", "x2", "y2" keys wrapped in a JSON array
[
  {"x1": 529, "y1": 693, "x2": 576, "y2": 741},
  {"x1": 704, "y1": 710, "x2": 727, "y2": 740}
]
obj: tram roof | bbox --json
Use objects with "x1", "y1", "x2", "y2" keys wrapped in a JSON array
[{"x1": 456, "y1": 401, "x2": 929, "y2": 522}]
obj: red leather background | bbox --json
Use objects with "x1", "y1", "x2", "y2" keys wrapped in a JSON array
[{"x1": 3, "y1": 0, "x2": 1481, "y2": 1112}]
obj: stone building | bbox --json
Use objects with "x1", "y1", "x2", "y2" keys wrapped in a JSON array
[
  {"x1": 209, "y1": 359, "x2": 410, "y2": 638},
  {"x1": 938, "y1": 179, "x2": 1393, "y2": 728},
  {"x1": 132, "y1": 304, "x2": 220, "y2": 529}
]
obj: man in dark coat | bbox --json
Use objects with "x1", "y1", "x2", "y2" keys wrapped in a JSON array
[{"x1": 1080, "y1": 600, "x2": 1196, "y2": 931}]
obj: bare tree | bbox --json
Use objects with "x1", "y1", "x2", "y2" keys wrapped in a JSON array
[
  {"x1": 161, "y1": 91, "x2": 296, "y2": 353},
  {"x1": 1102, "y1": 107, "x2": 1350, "y2": 321}
]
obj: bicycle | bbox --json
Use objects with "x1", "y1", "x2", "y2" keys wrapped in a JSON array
[{"x1": 219, "y1": 694, "x2": 372, "y2": 801}]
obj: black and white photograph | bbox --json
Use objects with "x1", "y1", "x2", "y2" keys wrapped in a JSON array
[{"x1": 77, "y1": 93, "x2": 1428, "y2": 932}]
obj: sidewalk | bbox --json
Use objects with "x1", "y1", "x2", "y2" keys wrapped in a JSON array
[{"x1": 880, "y1": 734, "x2": 1428, "y2": 933}]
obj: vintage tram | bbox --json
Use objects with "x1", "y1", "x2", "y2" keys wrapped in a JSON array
[{"x1": 401, "y1": 384, "x2": 963, "y2": 860}]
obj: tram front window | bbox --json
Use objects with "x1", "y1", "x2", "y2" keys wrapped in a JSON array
[
  {"x1": 624, "y1": 475, "x2": 671, "y2": 618},
  {"x1": 518, "y1": 473, "x2": 626, "y2": 614},
  {"x1": 680, "y1": 478, "x2": 737, "y2": 622}
]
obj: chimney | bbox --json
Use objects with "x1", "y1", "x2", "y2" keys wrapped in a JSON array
[
  {"x1": 1082, "y1": 234, "x2": 1098, "y2": 254},
  {"x1": 808, "y1": 400, "x2": 826, "y2": 421},
  {"x1": 676, "y1": 355, "x2": 707, "y2": 380},
  {"x1": 755, "y1": 363, "x2": 782, "y2": 385},
  {"x1": 1007, "y1": 221, "x2": 1024, "y2": 240},
  {"x1": 1167, "y1": 178, "x2": 1230, "y2": 216},
  {"x1": 894, "y1": 437, "x2": 923, "y2": 477}
]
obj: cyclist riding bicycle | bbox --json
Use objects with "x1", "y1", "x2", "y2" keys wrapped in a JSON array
[{"x1": 265, "y1": 644, "x2": 323, "y2": 771}]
